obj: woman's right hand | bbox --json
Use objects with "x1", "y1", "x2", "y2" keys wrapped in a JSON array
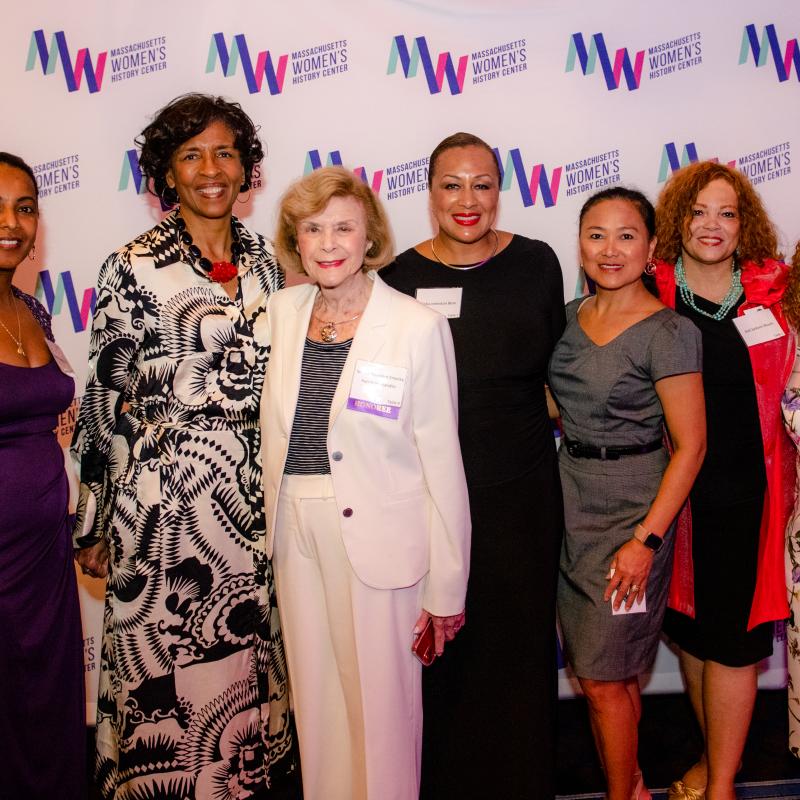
[
  {"x1": 604, "y1": 538, "x2": 654, "y2": 611},
  {"x1": 76, "y1": 539, "x2": 110, "y2": 579}
]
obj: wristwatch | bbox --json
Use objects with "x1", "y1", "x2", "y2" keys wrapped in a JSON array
[{"x1": 634, "y1": 524, "x2": 663, "y2": 552}]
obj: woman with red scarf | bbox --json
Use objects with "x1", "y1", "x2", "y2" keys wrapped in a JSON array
[{"x1": 650, "y1": 162, "x2": 794, "y2": 800}]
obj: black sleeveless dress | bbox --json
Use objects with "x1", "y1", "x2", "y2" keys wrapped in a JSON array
[{"x1": 382, "y1": 235, "x2": 565, "y2": 800}]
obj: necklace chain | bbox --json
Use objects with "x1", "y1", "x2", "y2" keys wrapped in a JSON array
[
  {"x1": 430, "y1": 229, "x2": 499, "y2": 270},
  {"x1": 675, "y1": 255, "x2": 743, "y2": 321},
  {"x1": 0, "y1": 295, "x2": 25, "y2": 356},
  {"x1": 311, "y1": 309, "x2": 363, "y2": 344}
]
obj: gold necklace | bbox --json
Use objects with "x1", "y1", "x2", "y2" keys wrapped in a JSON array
[
  {"x1": 0, "y1": 295, "x2": 25, "y2": 356},
  {"x1": 311, "y1": 311, "x2": 363, "y2": 343},
  {"x1": 430, "y1": 229, "x2": 499, "y2": 270}
]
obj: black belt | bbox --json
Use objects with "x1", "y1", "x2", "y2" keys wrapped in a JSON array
[{"x1": 563, "y1": 436, "x2": 663, "y2": 461}]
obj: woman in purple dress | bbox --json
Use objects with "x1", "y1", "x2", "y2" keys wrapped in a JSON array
[{"x1": 0, "y1": 152, "x2": 85, "y2": 797}]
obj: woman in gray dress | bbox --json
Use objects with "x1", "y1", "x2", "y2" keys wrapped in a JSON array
[{"x1": 548, "y1": 187, "x2": 706, "y2": 800}]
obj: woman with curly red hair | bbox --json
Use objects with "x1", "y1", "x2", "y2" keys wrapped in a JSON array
[{"x1": 650, "y1": 161, "x2": 794, "y2": 800}]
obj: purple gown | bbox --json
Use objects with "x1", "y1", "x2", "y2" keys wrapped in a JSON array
[{"x1": 0, "y1": 347, "x2": 85, "y2": 797}]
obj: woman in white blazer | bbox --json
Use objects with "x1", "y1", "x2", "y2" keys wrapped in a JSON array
[{"x1": 261, "y1": 167, "x2": 470, "y2": 800}]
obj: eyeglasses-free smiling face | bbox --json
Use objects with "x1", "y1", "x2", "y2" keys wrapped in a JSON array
[
  {"x1": 579, "y1": 198, "x2": 656, "y2": 291},
  {"x1": 682, "y1": 177, "x2": 740, "y2": 268},
  {"x1": 165, "y1": 120, "x2": 245, "y2": 224},
  {"x1": 296, "y1": 195, "x2": 373, "y2": 292},
  {"x1": 0, "y1": 164, "x2": 38, "y2": 272},
  {"x1": 429, "y1": 145, "x2": 499, "y2": 247}
]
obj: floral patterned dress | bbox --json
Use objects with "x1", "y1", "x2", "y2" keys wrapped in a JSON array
[
  {"x1": 783, "y1": 347, "x2": 800, "y2": 758},
  {"x1": 72, "y1": 211, "x2": 296, "y2": 799}
]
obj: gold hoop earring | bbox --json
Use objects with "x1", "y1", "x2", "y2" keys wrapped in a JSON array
[
  {"x1": 237, "y1": 190, "x2": 252, "y2": 205},
  {"x1": 28, "y1": 245, "x2": 36, "y2": 261}
]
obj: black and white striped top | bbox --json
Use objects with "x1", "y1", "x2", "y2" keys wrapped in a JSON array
[{"x1": 284, "y1": 337, "x2": 353, "y2": 475}]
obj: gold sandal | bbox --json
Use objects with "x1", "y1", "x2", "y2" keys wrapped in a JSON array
[{"x1": 667, "y1": 779, "x2": 706, "y2": 800}]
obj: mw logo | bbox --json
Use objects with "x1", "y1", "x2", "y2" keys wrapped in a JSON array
[{"x1": 26, "y1": 29, "x2": 106, "y2": 93}]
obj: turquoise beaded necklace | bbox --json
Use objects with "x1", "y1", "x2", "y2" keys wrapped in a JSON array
[{"x1": 675, "y1": 255, "x2": 742, "y2": 321}]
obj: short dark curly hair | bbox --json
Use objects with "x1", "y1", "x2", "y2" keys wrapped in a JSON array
[{"x1": 136, "y1": 93, "x2": 264, "y2": 205}]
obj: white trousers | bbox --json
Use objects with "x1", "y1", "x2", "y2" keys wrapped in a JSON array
[{"x1": 274, "y1": 474, "x2": 423, "y2": 800}]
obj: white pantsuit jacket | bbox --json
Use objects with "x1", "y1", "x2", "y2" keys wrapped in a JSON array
[{"x1": 260, "y1": 271, "x2": 470, "y2": 616}]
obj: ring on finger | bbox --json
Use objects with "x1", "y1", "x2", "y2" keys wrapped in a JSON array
[{"x1": 630, "y1": 584, "x2": 640, "y2": 593}]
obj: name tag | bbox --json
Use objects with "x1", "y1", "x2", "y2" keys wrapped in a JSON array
[
  {"x1": 415, "y1": 287, "x2": 462, "y2": 319},
  {"x1": 347, "y1": 360, "x2": 407, "y2": 419},
  {"x1": 732, "y1": 306, "x2": 785, "y2": 347}
]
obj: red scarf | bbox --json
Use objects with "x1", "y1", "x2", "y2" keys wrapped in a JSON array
[{"x1": 654, "y1": 259, "x2": 794, "y2": 628}]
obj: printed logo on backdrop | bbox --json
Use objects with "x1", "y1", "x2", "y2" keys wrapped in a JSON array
[
  {"x1": 304, "y1": 150, "x2": 384, "y2": 193},
  {"x1": 387, "y1": 36, "x2": 526, "y2": 95},
  {"x1": 118, "y1": 150, "x2": 174, "y2": 211},
  {"x1": 207, "y1": 34, "x2": 347, "y2": 94},
  {"x1": 57, "y1": 397, "x2": 82, "y2": 449},
  {"x1": 33, "y1": 155, "x2": 80, "y2": 198},
  {"x1": 739, "y1": 24, "x2": 800, "y2": 83},
  {"x1": 493, "y1": 148, "x2": 562, "y2": 208},
  {"x1": 493, "y1": 148, "x2": 620, "y2": 209},
  {"x1": 658, "y1": 140, "x2": 791, "y2": 186},
  {"x1": 84, "y1": 635, "x2": 97, "y2": 673},
  {"x1": 35, "y1": 270, "x2": 96, "y2": 333},
  {"x1": 565, "y1": 31, "x2": 702, "y2": 91},
  {"x1": 304, "y1": 150, "x2": 436, "y2": 202},
  {"x1": 26, "y1": 30, "x2": 167, "y2": 93}
]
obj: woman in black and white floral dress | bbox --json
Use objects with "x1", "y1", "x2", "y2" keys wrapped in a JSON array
[{"x1": 72, "y1": 94, "x2": 298, "y2": 799}]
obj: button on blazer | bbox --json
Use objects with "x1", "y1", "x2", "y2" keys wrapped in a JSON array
[{"x1": 260, "y1": 272, "x2": 470, "y2": 616}]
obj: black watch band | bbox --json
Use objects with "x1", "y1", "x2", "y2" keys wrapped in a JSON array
[
  {"x1": 635, "y1": 524, "x2": 663, "y2": 552},
  {"x1": 641, "y1": 532, "x2": 663, "y2": 552}
]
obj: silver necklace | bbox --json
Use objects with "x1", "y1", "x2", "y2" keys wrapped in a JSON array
[
  {"x1": 430, "y1": 229, "x2": 499, "y2": 270},
  {"x1": 0, "y1": 295, "x2": 25, "y2": 356}
]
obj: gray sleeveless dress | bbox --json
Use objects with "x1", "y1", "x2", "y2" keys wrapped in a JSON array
[{"x1": 548, "y1": 298, "x2": 701, "y2": 680}]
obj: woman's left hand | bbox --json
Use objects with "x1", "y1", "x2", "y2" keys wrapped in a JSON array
[
  {"x1": 603, "y1": 538, "x2": 653, "y2": 611},
  {"x1": 414, "y1": 609, "x2": 466, "y2": 656}
]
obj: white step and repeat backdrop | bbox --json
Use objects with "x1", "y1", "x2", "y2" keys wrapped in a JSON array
[{"x1": 3, "y1": 0, "x2": 799, "y2": 713}]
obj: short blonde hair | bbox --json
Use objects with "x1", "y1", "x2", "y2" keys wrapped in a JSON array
[{"x1": 274, "y1": 166, "x2": 395, "y2": 274}]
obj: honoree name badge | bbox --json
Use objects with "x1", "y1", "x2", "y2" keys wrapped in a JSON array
[
  {"x1": 732, "y1": 306, "x2": 785, "y2": 347},
  {"x1": 415, "y1": 287, "x2": 463, "y2": 319},
  {"x1": 347, "y1": 360, "x2": 408, "y2": 420}
]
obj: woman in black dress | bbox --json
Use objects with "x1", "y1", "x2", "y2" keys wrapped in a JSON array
[
  {"x1": 651, "y1": 161, "x2": 794, "y2": 800},
  {"x1": 382, "y1": 132, "x2": 565, "y2": 800}
]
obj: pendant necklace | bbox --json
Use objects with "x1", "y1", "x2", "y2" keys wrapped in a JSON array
[
  {"x1": 311, "y1": 310, "x2": 363, "y2": 343},
  {"x1": 430, "y1": 228, "x2": 499, "y2": 270},
  {"x1": 0, "y1": 295, "x2": 25, "y2": 356}
]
